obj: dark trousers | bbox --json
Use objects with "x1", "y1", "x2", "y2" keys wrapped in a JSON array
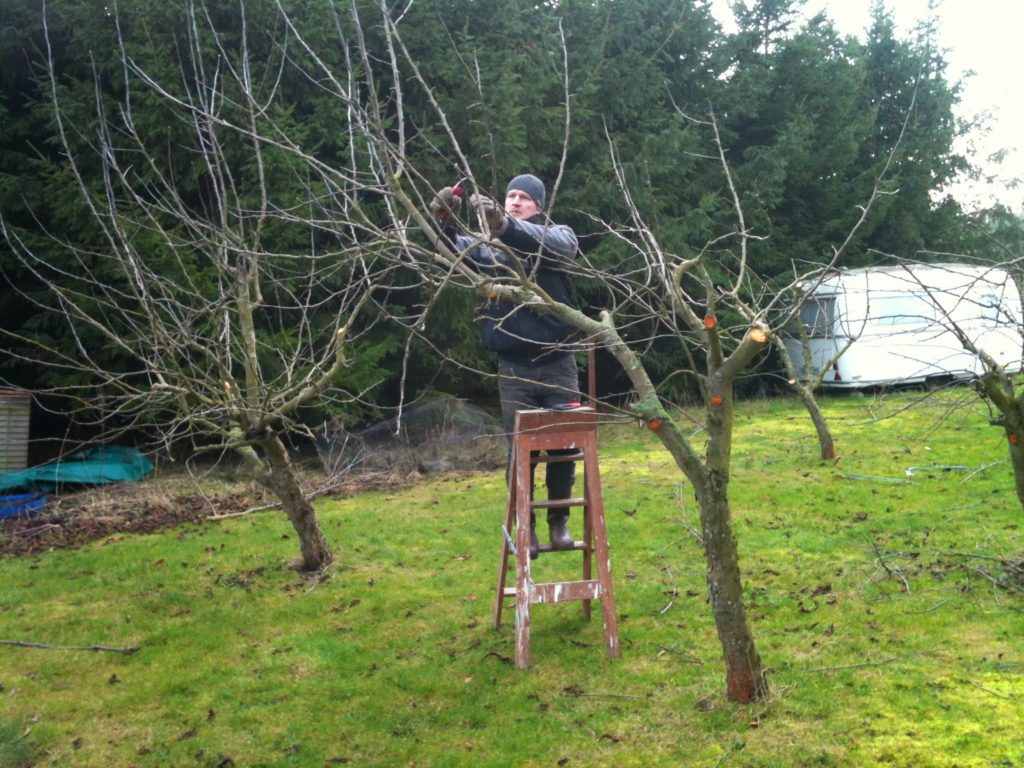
[{"x1": 498, "y1": 355, "x2": 580, "y2": 526}]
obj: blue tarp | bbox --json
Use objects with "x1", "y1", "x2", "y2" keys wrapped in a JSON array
[
  {"x1": 0, "y1": 493, "x2": 47, "y2": 519},
  {"x1": 0, "y1": 446, "x2": 153, "y2": 493}
]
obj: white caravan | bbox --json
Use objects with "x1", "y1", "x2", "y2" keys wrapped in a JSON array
[{"x1": 783, "y1": 263, "x2": 1023, "y2": 389}]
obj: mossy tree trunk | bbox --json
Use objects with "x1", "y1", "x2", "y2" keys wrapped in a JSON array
[
  {"x1": 698, "y1": 470, "x2": 769, "y2": 701},
  {"x1": 771, "y1": 328, "x2": 840, "y2": 461},
  {"x1": 590, "y1": 308, "x2": 771, "y2": 703},
  {"x1": 261, "y1": 435, "x2": 334, "y2": 572},
  {"x1": 978, "y1": 374, "x2": 1024, "y2": 510},
  {"x1": 796, "y1": 383, "x2": 837, "y2": 460}
]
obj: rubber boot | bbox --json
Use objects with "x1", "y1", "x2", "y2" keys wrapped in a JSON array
[
  {"x1": 529, "y1": 512, "x2": 540, "y2": 560},
  {"x1": 548, "y1": 516, "x2": 574, "y2": 550}
]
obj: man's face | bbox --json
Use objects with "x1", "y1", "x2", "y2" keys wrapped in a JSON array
[{"x1": 504, "y1": 189, "x2": 540, "y2": 220}]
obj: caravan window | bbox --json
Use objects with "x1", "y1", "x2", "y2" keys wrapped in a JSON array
[
  {"x1": 978, "y1": 292, "x2": 1008, "y2": 327},
  {"x1": 799, "y1": 296, "x2": 836, "y2": 337},
  {"x1": 868, "y1": 295, "x2": 937, "y2": 327}
]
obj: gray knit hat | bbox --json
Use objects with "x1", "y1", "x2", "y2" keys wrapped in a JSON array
[{"x1": 506, "y1": 174, "x2": 546, "y2": 209}]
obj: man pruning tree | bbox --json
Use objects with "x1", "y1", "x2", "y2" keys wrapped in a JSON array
[{"x1": 431, "y1": 174, "x2": 581, "y2": 559}]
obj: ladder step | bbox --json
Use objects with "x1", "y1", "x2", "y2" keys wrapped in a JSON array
[
  {"x1": 534, "y1": 580, "x2": 602, "y2": 603},
  {"x1": 500, "y1": 540, "x2": 588, "y2": 564},
  {"x1": 536, "y1": 540, "x2": 587, "y2": 553},
  {"x1": 529, "y1": 497, "x2": 587, "y2": 510},
  {"x1": 530, "y1": 451, "x2": 585, "y2": 464},
  {"x1": 503, "y1": 580, "x2": 603, "y2": 604},
  {"x1": 504, "y1": 540, "x2": 586, "y2": 555}
]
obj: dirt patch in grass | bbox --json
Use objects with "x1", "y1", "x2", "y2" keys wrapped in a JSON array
[
  {"x1": 0, "y1": 448, "x2": 491, "y2": 558},
  {"x1": 0, "y1": 468, "x2": 414, "y2": 557},
  {"x1": 0, "y1": 483, "x2": 262, "y2": 556},
  {"x1": 1, "y1": 397, "x2": 506, "y2": 559}
]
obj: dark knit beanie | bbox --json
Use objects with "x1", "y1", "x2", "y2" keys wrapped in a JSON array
[{"x1": 506, "y1": 174, "x2": 546, "y2": 209}]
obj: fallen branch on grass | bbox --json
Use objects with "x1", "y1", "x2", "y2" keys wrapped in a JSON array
[
  {"x1": 960, "y1": 460, "x2": 1006, "y2": 482},
  {"x1": 579, "y1": 692, "x2": 651, "y2": 701},
  {"x1": 870, "y1": 538, "x2": 911, "y2": 593},
  {"x1": 934, "y1": 550, "x2": 1017, "y2": 564},
  {"x1": 968, "y1": 681, "x2": 1015, "y2": 700},
  {"x1": 844, "y1": 473, "x2": 911, "y2": 485},
  {"x1": 653, "y1": 644, "x2": 704, "y2": 664},
  {"x1": 805, "y1": 655, "x2": 905, "y2": 673},
  {"x1": 207, "y1": 482, "x2": 363, "y2": 520},
  {"x1": 0, "y1": 639, "x2": 141, "y2": 654},
  {"x1": 208, "y1": 502, "x2": 278, "y2": 520},
  {"x1": 935, "y1": 551, "x2": 1023, "y2": 591},
  {"x1": 9, "y1": 523, "x2": 62, "y2": 538}
]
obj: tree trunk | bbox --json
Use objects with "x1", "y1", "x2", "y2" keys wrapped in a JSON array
[
  {"x1": 697, "y1": 470, "x2": 769, "y2": 702},
  {"x1": 261, "y1": 434, "x2": 334, "y2": 572},
  {"x1": 977, "y1": 374, "x2": 1024, "y2": 512},
  {"x1": 1008, "y1": 437, "x2": 1024, "y2": 510},
  {"x1": 773, "y1": 335, "x2": 838, "y2": 461},
  {"x1": 796, "y1": 383, "x2": 836, "y2": 460},
  {"x1": 598, "y1": 317, "x2": 770, "y2": 702}
]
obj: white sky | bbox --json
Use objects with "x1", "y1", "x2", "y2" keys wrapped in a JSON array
[{"x1": 711, "y1": 0, "x2": 1023, "y2": 213}]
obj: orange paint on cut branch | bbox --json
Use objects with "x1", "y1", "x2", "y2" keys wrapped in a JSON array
[
  {"x1": 710, "y1": 395, "x2": 724, "y2": 407},
  {"x1": 749, "y1": 328, "x2": 767, "y2": 344},
  {"x1": 647, "y1": 419, "x2": 662, "y2": 431},
  {"x1": 703, "y1": 315, "x2": 717, "y2": 329},
  {"x1": 1010, "y1": 433, "x2": 1019, "y2": 444}
]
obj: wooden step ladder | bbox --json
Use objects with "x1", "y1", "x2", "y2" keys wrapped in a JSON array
[{"x1": 492, "y1": 407, "x2": 619, "y2": 668}]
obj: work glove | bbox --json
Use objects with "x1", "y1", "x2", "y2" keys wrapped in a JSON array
[
  {"x1": 469, "y1": 193, "x2": 508, "y2": 235},
  {"x1": 429, "y1": 186, "x2": 462, "y2": 222}
]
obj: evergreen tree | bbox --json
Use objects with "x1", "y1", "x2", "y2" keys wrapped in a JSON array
[{"x1": 857, "y1": 2, "x2": 968, "y2": 262}]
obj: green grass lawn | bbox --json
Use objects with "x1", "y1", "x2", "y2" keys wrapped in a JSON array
[{"x1": 1, "y1": 390, "x2": 1021, "y2": 767}]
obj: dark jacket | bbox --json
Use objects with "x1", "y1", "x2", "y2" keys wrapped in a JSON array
[{"x1": 455, "y1": 214, "x2": 579, "y2": 364}]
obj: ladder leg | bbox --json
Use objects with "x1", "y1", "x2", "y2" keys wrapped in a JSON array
[
  {"x1": 514, "y1": 435, "x2": 534, "y2": 669},
  {"x1": 492, "y1": 451, "x2": 518, "y2": 629},
  {"x1": 585, "y1": 448, "x2": 619, "y2": 659},
  {"x1": 581, "y1": 442, "x2": 594, "y2": 621}
]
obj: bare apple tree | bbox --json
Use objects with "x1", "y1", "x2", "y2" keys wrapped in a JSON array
[
  {"x1": 0, "y1": 4, "x2": 425, "y2": 572},
  {"x1": 324, "y1": 10, "x2": 777, "y2": 699},
  {"x1": 733, "y1": 98, "x2": 918, "y2": 462},
  {"x1": 897, "y1": 259, "x2": 1024, "y2": 507}
]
